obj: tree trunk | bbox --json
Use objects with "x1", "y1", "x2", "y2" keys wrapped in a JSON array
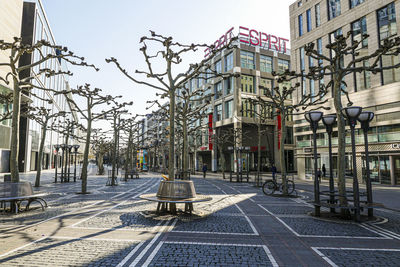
[
  {"x1": 168, "y1": 88, "x2": 175, "y2": 180},
  {"x1": 35, "y1": 120, "x2": 48, "y2": 187},
  {"x1": 333, "y1": 75, "x2": 348, "y2": 215},
  {"x1": 97, "y1": 153, "x2": 104, "y2": 175},
  {"x1": 81, "y1": 112, "x2": 92, "y2": 194},
  {"x1": 280, "y1": 109, "x2": 288, "y2": 195},
  {"x1": 111, "y1": 115, "x2": 117, "y2": 185},
  {"x1": 10, "y1": 83, "x2": 21, "y2": 182},
  {"x1": 219, "y1": 145, "x2": 225, "y2": 179},
  {"x1": 182, "y1": 118, "x2": 189, "y2": 179}
]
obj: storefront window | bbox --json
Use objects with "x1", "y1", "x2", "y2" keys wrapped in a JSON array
[{"x1": 380, "y1": 155, "x2": 391, "y2": 184}]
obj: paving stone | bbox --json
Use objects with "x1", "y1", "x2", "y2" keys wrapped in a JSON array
[
  {"x1": 319, "y1": 248, "x2": 400, "y2": 266},
  {"x1": 0, "y1": 238, "x2": 139, "y2": 266},
  {"x1": 280, "y1": 217, "x2": 383, "y2": 237},
  {"x1": 147, "y1": 243, "x2": 274, "y2": 267}
]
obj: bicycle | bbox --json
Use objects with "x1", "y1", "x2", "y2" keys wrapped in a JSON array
[{"x1": 262, "y1": 176, "x2": 295, "y2": 195}]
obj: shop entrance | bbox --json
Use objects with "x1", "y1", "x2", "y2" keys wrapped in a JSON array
[{"x1": 394, "y1": 156, "x2": 400, "y2": 184}]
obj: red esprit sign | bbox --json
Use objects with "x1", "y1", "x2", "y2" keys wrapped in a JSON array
[
  {"x1": 239, "y1": 26, "x2": 289, "y2": 54},
  {"x1": 204, "y1": 27, "x2": 234, "y2": 58},
  {"x1": 208, "y1": 114, "x2": 213, "y2": 150},
  {"x1": 204, "y1": 26, "x2": 289, "y2": 58}
]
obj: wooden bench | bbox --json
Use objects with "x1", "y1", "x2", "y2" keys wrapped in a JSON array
[
  {"x1": 0, "y1": 182, "x2": 47, "y2": 214},
  {"x1": 126, "y1": 169, "x2": 139, "y2": 179}
]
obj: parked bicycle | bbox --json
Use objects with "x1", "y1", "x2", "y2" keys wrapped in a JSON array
[{"x1": 262, "y1": 176, "x2": 295, "y2": 195}]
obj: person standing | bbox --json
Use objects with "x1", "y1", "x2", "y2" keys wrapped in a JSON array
[
  {"x1": 271, "y1": 164, "x2": 277, "y2": 181},
  {"x1": 322, "y1": 164, "x2": 326, "y2": 178},
  {"x1": 202, "y1": 163, "x2": 207, "y2": 178}
]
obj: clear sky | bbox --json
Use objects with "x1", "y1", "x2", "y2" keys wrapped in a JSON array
[{"x1": 41, "y1": 0, "x2": 295, "y2": 125}]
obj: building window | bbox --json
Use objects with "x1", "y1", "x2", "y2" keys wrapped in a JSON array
[
  {"x1": 298, "y1": 14, "x2": 303, "y2": 36},
  {"x1": 316, "y1": 38, "x2": 325, "y2": 98},
  {"x1": 352, "y1": 16, "x2": 370, "y2": 91},
  {"x1": 328, "y1": 0, "x2": 341, "y2": 20},
  {"x1": 350, "y1": 0, "x2": 365, "y2": 9},
  {"x1": 310, "y1": 80, "x2": 315, "y2": 102},
  {"x1": 224, "y1": 52, "x2": 233, "y2": 71},
  {"x1": 241, "y1": 75, "x2": 255, "y2": 94},
  {"x1": 260, "y1": 102, "x2": 273, "y2": 120},
  {"x1": 240, "y1": 50, "x2": 255, "y2": 69},
  {"x1": 315, "y1": 3, "x2": 321, "y2": 27},
  {"x1": 277, "y1": 59, "x2": 290, "y2": 74},
  {"x1": 306, "y1": 9, "x2": 312, "y2": 32},
  {"x1": 225, "y1": 77, "x2": 234, "y2": 95},
  {"x1": 215, "y1": 60, "x2": 222, "y2": 74},
  {"x1": 224, "y1": 100, "x2": 233, "y2": 119},
  {"x1": 215, "y1": 104, "x2": 222, "y2": 121},
  {"x1": 214, "y1": 82, "x2": 222, "y2": 99},
  {"x1": 300, "y1": 47, "x2": 306, "y2": 98},
  {"x1": 241, "y1": 98, "x2": 256, "y2": 118},
  {"x1": 260, "y1": 78, "x2": 273, "y2": 96},
  {"x1": 298, "y1": 1, "x2": 302, "y2": 7},
  {"x1": 260, "y1": 55, "x2": 273, "y2": 73},
  {"x1": 378, "y1": 3, "x2": 399, "y2": 85}
]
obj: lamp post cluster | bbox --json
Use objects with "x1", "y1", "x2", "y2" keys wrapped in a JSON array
[
  {"x1": 305, "y1": 106, "x2": 374, "y2": 222},
  {"x1": 54, "y1": 144, "x2": 80, "y2": 183}
]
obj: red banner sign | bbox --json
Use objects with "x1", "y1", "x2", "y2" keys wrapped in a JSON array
[
  {"x1": 208, "y1": 114, "x2": 213, "y2": 150},
  {"x1": 277, "y1": 112, "x2": 282, "y2": 150}
]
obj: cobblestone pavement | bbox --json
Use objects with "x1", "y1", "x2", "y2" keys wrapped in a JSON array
[{"x1": 1, "y1": 168, "x2": 400, "y2": 266}]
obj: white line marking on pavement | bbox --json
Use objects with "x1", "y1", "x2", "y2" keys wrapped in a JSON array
[
  {"x1": 170, "y1": 230, "x2": 257, "y2": 235},
  {"x1": 116, "y1": 242, "x2": 145, "y2": 267},
  {"x1": 262, "y1": 245, "x2": 279, "y2": 267},
  {"x1": 258, "y1": 204, "x2": 391, "y2": 239},
  {"x1": 128, "y1": 218, "x2": 177, "y2": 267},
  {"x1": 362, "y1": 223, "x2": 400, "y2": 240},
  {"x1": 311, "y1": 247, "x2": 339, "y2": 267},
  {"x1": 70, "y1": 183, "x2": 157, "y2": 228},
  {"x1": 148, "y1": 241, "x2": 279, "y2": 267},
  {"x1": 0, "y1": 236, "x2": 47, "y2": 259},
  {"x1": 141, "y1": 241, "x2": 164, "y2": 267},
  {"x1": 205, "y1": 180, "x2": 259, "y2": 236}
]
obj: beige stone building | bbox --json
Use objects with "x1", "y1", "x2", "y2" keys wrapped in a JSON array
[{"x1": 290, "y1": 0, "x2": 400, "y2": 184}]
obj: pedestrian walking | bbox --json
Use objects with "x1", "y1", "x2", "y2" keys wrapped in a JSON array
[
  {"x1": 317, "y1": 168, "x2": 322, "y2": 183},
  {"x1": 202, "y1": 163, "x2": 207, "y2": 178},
  {"x1": 271, "y1": 164, "x2": 277, "y2": 181},
  {"x1": 322, "y1": 164, "x2": 326, "y2": 178}
]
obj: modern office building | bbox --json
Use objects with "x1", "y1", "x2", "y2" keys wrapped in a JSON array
[
  {"x1": 0, "y1": 1, "x2": 24, "y2": 172},
  {"x1": 177, "y1": 26, "x2": 293, "y2": 173},
  {"x1": 0, "y1": 0, "x2": 81, "y2": 173},
  {"x1": 290, "y1": 0, "x2": 400, "y2": 184}
]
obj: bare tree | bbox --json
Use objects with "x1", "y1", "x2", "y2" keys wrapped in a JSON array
[
  {"x1": 0, "y1": 37, "x2": 97, "y2": 182},
  {"x1": 258, "y1": 73, "x2": 328, "y2": 195},
  {"x1": 28, "y1": 106, "x2": 68, "y2": 187},
  {"x1": 60, "y1": 84, "x2": 132, "y2": 193},
  {"x1": 298, "y1": 31, "x2": 400, "y2": 209},
  {"x1": 106, "y1": 31, "x2": 237, "y2": 180}
]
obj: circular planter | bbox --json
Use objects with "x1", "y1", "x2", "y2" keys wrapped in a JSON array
[{"x1": 156, "y1": 180, "x2": 197, "y2": 199}]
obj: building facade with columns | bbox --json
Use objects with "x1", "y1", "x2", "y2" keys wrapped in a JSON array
[
  {"x1": 188, "y1": 27, "x2": 294, "y2": 173},
  {"x1": 290, "y1": 0, "x2": 400, "y2": 185}
]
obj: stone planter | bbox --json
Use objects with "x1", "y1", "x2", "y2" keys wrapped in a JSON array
[{"x1": 156, "y1": 180, "x2": 196, "y2": 199}]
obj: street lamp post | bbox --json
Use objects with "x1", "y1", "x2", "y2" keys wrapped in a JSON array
[
  {"x1": 322, "y1": 114, "x2": 337, "y2": 213},
  {"x1": 54, "y1": 144, "x2": 61, "y2": 183},
  {"x1": 357, "y1": 111, "x2": 375, "y2": 218},
  {"x1": 342, "y1": 106, "x2": 363, "y2": 222},
  {"x1": 67, "y1": 145, "x2": 73, "y2": 182},
  {"x1": 73, "y1": 144, "x2": 80, "y2": 182},
  {"x1": 305, "y1": 110, "x2": 323, "y2": 217},
  {"x1": 60, "y1": 144, "x2": 66, "y2": 182}
]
